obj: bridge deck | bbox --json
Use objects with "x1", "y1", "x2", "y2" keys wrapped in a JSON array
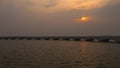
[{"x1": 0, "y1": 36, "x2": 120, "y2": 43}]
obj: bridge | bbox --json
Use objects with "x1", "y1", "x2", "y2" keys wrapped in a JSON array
[{"x1": 0, "y1": 36, "x2": 120, "y2": 43}]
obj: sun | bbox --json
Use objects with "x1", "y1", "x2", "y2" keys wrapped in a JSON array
[
  {"x1": 74, "y1": 16, "x2": 89, "y2": 23},
  {"x1": 80, "y1": 17, "x2": 89, "y2": 22}
]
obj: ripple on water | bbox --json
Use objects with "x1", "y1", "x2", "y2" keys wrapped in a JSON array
[{"x1": 95, "y1": 64, "x2": 107, "y2": 68}]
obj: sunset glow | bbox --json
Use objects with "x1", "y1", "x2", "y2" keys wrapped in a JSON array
[
  {"x1": 74, "y1": 17, "x2": 89, "y2": 23},
  {"x1": 0, "y1": 0, "x2": 120, "y2": 36},
  {"x1": 80, "y1": 17, "x2": 89, "y2": 22},
  {"x1": 6, "y1": 0, "x2": 111, "y2": 13}
]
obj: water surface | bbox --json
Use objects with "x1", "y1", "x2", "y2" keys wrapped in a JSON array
[{"x1": 0, "y1": 40, "x2": 120, "y2": 68}]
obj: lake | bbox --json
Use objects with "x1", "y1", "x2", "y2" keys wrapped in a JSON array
[{"x1": 0, "y1": 40, "x2": 120, "y2": 68}]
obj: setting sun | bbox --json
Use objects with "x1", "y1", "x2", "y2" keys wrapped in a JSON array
[
  {"x1": 80, "y1": 17, "x2": 89, "y2": 22},
  {"x1": 74, "y1": 16, "x2": 89, "y2": 23}
]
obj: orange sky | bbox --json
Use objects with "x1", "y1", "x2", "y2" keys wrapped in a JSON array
[
  {"x1": 7, "y1": 0, "x2": 111, "y2": 13},
  {"x1": 0, "y1": 0, "x2": 120, "y2": 36}
]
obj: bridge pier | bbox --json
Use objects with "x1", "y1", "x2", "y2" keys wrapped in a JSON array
[
  {"x1": 85, "y1": 38, "x2": 94, "y2": 41},
  {"x1": 99, "y1": 39, "x2": 109, "y2": 42},
  {"x1": 73, "y1": 38, "x2": 81, "y2": 41},
  {"x1": 52, "y1": 38, "x2": 60, "y2": 40},
  {"x1": 34, "y1": 37, "x2": 41, "y2": 40},
  {"x1": 62, "y1": 38, "x2": 70, "y2": 41}
]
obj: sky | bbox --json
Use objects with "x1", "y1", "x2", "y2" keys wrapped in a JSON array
[{"x1": 0, "y1": 0, "x2": 120, "y2": 36}]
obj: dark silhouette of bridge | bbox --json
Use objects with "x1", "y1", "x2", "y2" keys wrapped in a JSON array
[{"x1": 0, "y1": 36, "x2": 120, "y2": 43}]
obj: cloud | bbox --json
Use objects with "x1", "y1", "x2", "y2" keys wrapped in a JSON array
[
  {"x1": 0, "y1": 0, "x2": 112, "y2": 13},
  {"x1": 0, "y1": 0, "x2": 120, "y2": 36},
  {"x1": 43, "y1": 0, "x2": 111, "y2": 12}
]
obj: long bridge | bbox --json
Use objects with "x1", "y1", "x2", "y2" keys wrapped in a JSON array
[{"x1": 0, "y1": 36, "x2": 120, "y2": 43}]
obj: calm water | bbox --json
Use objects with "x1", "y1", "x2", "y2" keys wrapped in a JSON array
[{"x1": 0, "y1": 40, "x2": 120, "y2": 68}]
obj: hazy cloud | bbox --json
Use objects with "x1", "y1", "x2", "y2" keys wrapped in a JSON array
[{"x1": 0, "y1": 0, "x2": 120, "y2": 36}]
